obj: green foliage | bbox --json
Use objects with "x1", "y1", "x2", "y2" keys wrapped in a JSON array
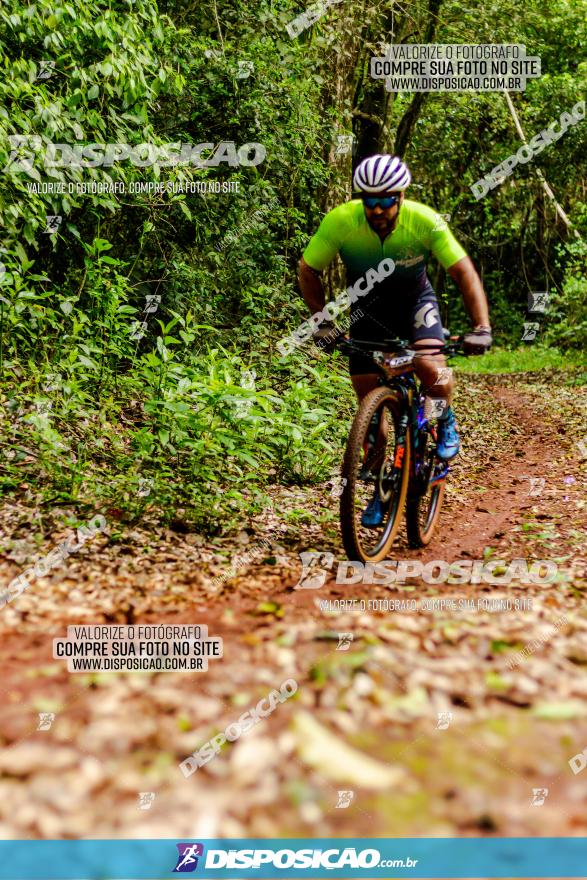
[
  {"x1": 0, "y1": 0, "x2": 585, "y2": 530},
  {"x1": 546, "y1": 240, "x2": 587, "y2": 350},
  {"x1": 0, "y1": 0, "x2": 184, "y2": 247},
  {"x1": 401, "y1": 0, "x2": 587, "y2": 343},
  {"x1": 453, "y1": 345, "x2": 586, "y2": 374}
]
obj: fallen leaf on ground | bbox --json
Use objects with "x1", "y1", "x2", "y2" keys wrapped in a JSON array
[{"x1": 291, "y1": 710, "x2": 406, "y2": 789}]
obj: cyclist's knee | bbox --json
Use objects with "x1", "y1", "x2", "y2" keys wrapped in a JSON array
[
  {"x1": 413, "y1": 352, "x2": 444, "y2": 373},
  {"x1": 414, "y1": 356, "x2": 454, "y2": 393},
  {"x1": 351, "y1": 373, "x2": 380, "y2": 401}
]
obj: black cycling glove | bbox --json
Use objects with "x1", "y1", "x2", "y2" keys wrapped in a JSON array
[
  {"x1": 313, "y1": 321, "x2": 343, "y2": 353},
  {"x1": 463, "y1": 326, "x2": 492, "y2": 355}
]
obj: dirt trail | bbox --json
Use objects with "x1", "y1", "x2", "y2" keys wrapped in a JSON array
[{"x1": 0, "y1": 374, "x2": 586, "y2": 841}]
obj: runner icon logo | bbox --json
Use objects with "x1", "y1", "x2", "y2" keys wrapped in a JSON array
[
  {"x1": 336, "y1": 632, "x2": 354, "y2": 651},
  {"x1": 528, "y1": 291, "x2": 550, "y2": 314},
  {"x1": 173, "y1": 843, "x2": 204, "y2": 873},
  {"x1": 329, "y1": 475, "x2": 348, "y2": 498},
  {"x1": 336, "y1": 790, "x2": 355, "y2": 808},
  {"x1": 237, "y1": 61, "x2": 254, "y2": 79},
  {"x1": 427, "y1": 398, "x2": 448, "y2": 419},
  {"x1": 433, "y1": 367, "x2": 453, "y2": 387},
  {"x1": 37, "y1": 712, "x2": 55, "y2": 731},
  {"x1": 528, "y1": 477, "x2": 545, "y2": 497},
  {"x1": 335, "y1": 134, "x2": 354, "y2": 156},
  {"x1": 530, "y1": 788, "x2": 549, "y2": 806},
  {"x1": 522, "y1": 321, "x2": 540, "y2": 341},
  {"x1": 294, "y1": 551, "x2": 335, "y2": 589},
  {"x1": 436, "y1": 711, "x2": 453, "y2": 730},
  {"x1": 138, "y1": 792, "x2": 156, "y2": 810},
  {"x1": 37, "y1": 60, "x2": 55, "y2": 80},
  {"x1": 44, "y1": 215, "x2": 62, "y2": 234}
]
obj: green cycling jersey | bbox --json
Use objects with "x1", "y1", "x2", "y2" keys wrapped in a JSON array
[{"x1": 303, "y1": 198, "x2": 467, "y2": 285}]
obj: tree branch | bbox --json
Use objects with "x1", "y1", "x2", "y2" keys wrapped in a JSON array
[{"x1": 503, "y1": 90, "x2": 581, "y2": 240}]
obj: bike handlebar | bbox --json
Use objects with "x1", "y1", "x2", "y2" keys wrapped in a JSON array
[{"x1": 336, "y1": 336, "x2": 468, "y2": 359}]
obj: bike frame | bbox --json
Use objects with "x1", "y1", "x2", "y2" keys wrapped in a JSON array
[
  {"x1": 337, "y1": 336, "x2": 461, "y2": 498},
  {"x1": 385, "y1": 369, "x2": 450, "y2": 499}
]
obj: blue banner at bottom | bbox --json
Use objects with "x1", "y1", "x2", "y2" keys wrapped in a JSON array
[{"x1": 0, "y1": 838, "x2": 586, "y2": 879}]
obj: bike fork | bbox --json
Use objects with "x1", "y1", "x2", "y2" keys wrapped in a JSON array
[{"x1": 391, "y1": 391, "x2": 410, "y2": 477}]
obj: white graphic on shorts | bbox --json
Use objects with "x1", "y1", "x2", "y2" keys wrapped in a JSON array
[{"x1": 414, "y1": 302, "x2": 438, "y2": 329}]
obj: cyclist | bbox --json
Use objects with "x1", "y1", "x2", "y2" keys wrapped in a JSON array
[{"x1": 298, "y1": 154, "x2": 492, "y2": 527}]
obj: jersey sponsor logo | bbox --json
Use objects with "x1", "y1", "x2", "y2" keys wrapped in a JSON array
[
  {"x1": 394, "y1": 254, "x2": 425, "y2": 268},
  {"x1": 413, "y1": 302, "x2": 438, "y2": 329},
  {"x1": 394, "y1": 246, "x2": 425, "y2": 269}
]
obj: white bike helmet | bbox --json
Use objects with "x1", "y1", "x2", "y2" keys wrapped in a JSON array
[{"x1": 353, "y1": 154, "x2": 411, "y2": 194}]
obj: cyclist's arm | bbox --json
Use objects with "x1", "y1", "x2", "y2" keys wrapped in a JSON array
[
  {"x1": 299, "y1": 205, "x2": 350, "y2": 316},
  {"x1": 424, "y1": 210, "x2": 491, "y2": 330},
  {"x1": 448, "y1": 257, "x2": 491, "y2": 329},
  {"x1": 298, "y1": 258, "x2": 326, "y2": 315}
]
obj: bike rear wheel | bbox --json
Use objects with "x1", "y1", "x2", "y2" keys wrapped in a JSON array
[
  {"x1": 405, "y1": 428, "x2": 447, "y2": 547},
  {"x1": 340, "y1": 386, "x2": 410, "y2": 563}
]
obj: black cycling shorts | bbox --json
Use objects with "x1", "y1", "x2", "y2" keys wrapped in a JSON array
[{"x1": 348, "y1": 282, "x2": 444, "y2": 376}]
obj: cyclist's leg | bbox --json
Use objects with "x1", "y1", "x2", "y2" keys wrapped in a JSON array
[
  {"x1": 348, "y1": 296, "x2": 397, "y2": 401},
  {"x1": 348, "y1": 294, "x2": 409, "y2": 469},
  {"x1": 348, "y1": 356, "x2": 386, "y2": 473},
  {"x1": 349, "y1": 358, "x2": 389, "y2": 526},
  {"x1": 413, "y1": 338, "x2": 453, "y2": 412},
  {"x1": 408, "y1": 288, "x2": 452, "y2": 412},
  {"x1": 351, "y1": 373, "x2": 379, "y2": 401},
  {"x1": 348, "y1": 294, "x2": 402, "y2": 526},
  {"x1": 408, "y1": 285, "x2": 460, "y2": 457}
]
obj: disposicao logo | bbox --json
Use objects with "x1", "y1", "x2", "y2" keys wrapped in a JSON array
[{"x1": 176, "y1": 847, "x2": 394, "y2": 871}]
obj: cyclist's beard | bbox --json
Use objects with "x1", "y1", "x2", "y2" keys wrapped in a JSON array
[{"x1": 368, "y1": 205, "x2": 401, "y2": 236}]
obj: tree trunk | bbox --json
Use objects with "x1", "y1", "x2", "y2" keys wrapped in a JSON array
[{"x1": 393, "y1": 0, "x2": 443, "y2": 155}]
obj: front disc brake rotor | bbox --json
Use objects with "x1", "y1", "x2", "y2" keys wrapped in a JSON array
[{"x1": 378, "y1": 458, "x2": 395, "y2": 503}]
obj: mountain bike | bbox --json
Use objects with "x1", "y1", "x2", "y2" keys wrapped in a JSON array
[{"x1": 336, "y1": 335, "x2": 466, "y2": 563}]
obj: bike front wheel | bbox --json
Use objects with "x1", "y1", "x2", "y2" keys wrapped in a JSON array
[
  {"x1": 405, "y1": 429, "x2": 447, "y2": 547},
  {"x1": 340, "y1": 386, "x2": 410, "y2": 563}
]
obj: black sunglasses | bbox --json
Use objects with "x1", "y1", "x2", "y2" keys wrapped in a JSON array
[{"x1": 362, "y1": 194, "x2": 400, "y2": 209}]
